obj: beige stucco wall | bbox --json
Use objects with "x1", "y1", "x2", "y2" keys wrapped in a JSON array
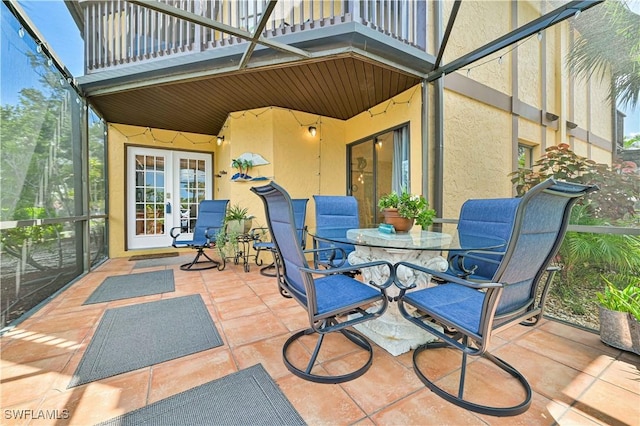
[
  {"x1": 443, "y1": 92, "x2": 514, "y2": 219},
  {"x1": 104, "y1": 1, "x2": 617, "y2": 259},
  {"x1": 107, "y1": 124, "x2": 218, "y2": 258}
]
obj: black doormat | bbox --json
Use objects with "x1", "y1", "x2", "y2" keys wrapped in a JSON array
[
  {"x1": 69, "y1": 294, "x2": 223, "y2": 388},
  {"x1": 128, "y1": 252, "x2": 179, "y2": 261},
  {"x1": 83, "y1": 270, "x2": 175, "y2": 305},
  {"x1": 97, "y1": 364, "x2": 306, "y2": 425}
]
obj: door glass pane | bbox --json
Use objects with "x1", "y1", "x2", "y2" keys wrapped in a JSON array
[
  {"x1": 179, "y1": 158, "x2": 206, "y2": 233},
  {"x1": 376, "y1": 132, "x2": 394, "y2": 224},
  {"x1": 135, "y1": 154, "x2": 165, "y2": 235},
  {"x1": 350, "y1": 142, "x2": 375, "y2": 227}
]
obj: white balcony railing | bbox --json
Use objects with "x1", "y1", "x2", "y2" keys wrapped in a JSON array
[{"x1": 82, "y1": 0, "x2": 427, "y2": 72}]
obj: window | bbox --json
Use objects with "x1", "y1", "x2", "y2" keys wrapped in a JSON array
[
  {"x1": 518, "y1": 144, "x2": 534, "y2": 169},
  {"x1": 348, "y1": 125, "x2": 410, "y2": 227}
]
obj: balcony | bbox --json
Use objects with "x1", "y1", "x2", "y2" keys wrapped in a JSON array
[
  {"x1": 81, "y1": 0, "x2": 428, "y2": 73},
  {"x1": 1, "y1": 257, "x2": 638, "y2": 424}
]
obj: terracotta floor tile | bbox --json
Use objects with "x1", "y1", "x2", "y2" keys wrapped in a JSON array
[
  {"x1": 571, "y1": 378, "x2": 640, "y2": 425},
  {"x1": 277, "y1": 374, "x2": 367, "y2": 425},
  {"x1": 220, "y1": 311, "x2": 289, "y2": 347},
  {"x1": 148, "y1": 348, "x2": 237, "y2": 403},
  {"x1": 514, "y1": 329, "x2": 614, "y2": 377},
  {"x1": 370, "y1": 387, "x2": 481, "y2": 425},
  {"x1": 597, "y1": 357, "x2": 640, "y2": 394},
  {"x1": 216, "y1": 294, "x2": 270, "y2": 320},
  {"x1": 2, "y1": 258, "x2": 638, "y2": 426},
  {"x1": 326, "y1": 348, "x2": 424, "y2": 414}
]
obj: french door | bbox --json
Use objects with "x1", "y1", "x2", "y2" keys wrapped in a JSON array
[{"x1": 127, "y1": 147, "x2": 212, "y2": 249}]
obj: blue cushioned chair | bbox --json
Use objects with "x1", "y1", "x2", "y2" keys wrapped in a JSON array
[
  {"x1": 251, "y1": 182, "x2": 394, "y2": 384},
  {"x1": 447, "y1": 197, "x2": 521, "y2": 281},
  {"x1": 394, "y1": 179, "x2": 597, "y2": 416},
  {"x1": 253, "y1": 199, "x2": 308, "y2": 297},
  {"x1": 170, "y1": 199, "x2": 228, "y2": 271},
  {"x1": 312, "y1": 195, "x2": 359, "y2": 269}
]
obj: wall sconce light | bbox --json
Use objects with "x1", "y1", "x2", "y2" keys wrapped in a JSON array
[
  {"x1": 545, "y1": 112, "x2": 559, "y2": 122},
  {"x1": 566, "y1": 121, "x2": 578, "y2": 129},
  {"x1": 216, "y1": 136, "x2": 224, "y2": 146},
  {"x1": 377, "y1": 140, "x2": 383, "y2": 148},
  {"x1": 308, "y1": 126, "x2": 317, "y2": 137}
]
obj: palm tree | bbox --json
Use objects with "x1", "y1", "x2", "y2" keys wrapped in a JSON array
[{"x1": 567, "y1": 0, "x2": 640, "y2": 108}]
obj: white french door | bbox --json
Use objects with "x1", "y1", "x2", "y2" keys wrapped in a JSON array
[{"x1": 127, "y1": 147, "x2": 212, "y2": 249}]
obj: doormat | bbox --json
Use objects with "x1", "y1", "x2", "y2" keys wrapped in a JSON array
[
  {"x1": 128, "y1": 252, "x2": 179, "y2": 261},
  {"x1": 69, "y1": 294, "x2": 223, "y2": 388},
  {"x1": 97, "y1": 364, "x2": 306, "y2": 425},
  {"x1": 83, "y1": 270, "x2": 175, "y2": 305}
]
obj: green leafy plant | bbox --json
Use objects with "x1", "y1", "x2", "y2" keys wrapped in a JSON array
[
  {"x1": 596, "y1": 277, "x2": 640, "y2": 321},
  {"x1": 378, "y1": 188, "x2": 436, "y2": 229},
  {"x1": 224, "y1": 203, "x2": 251, "y2": 222}
]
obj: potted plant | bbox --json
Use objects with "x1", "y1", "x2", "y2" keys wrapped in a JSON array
[
  {"x1": 378, "y1": 188, "x2": 436, "y2": 232},
  {"x1": 596, "y1": 276, "x2": 640, "y2": 355},
  {"x1": 224, "y1": 203, "x2": 254, "y2": 234}
]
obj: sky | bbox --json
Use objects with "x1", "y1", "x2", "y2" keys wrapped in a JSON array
[{"x1": 12, "y1": 0, "x2": 640, "y2": 137}]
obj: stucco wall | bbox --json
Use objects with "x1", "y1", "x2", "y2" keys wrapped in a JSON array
[{"x1": 107, "y1": 124, "x2": 217, "y2": 258}]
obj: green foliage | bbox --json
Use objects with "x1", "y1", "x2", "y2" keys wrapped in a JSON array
[
  {"x1": 624, "y1": 133, "x2": 640, "y2": 148},
  {"x1": 378, "y1": 188, "x2": 436, "y2": 228},
  {"x1": 566, "y1": 0, "x2": 640, "y2": 108},
  {"x1": 224, "y1": 203, "x2": 251, "y2": 222},
  {"x1": 509, "y1": 143, "x2": 639, "y2": 221},
  {"x1": 596, "y1": 277, "x2": 640, "y2": 321}
]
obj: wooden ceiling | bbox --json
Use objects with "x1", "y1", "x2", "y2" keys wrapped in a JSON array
[{"x1": 87, "y1": 54, "x2": 422, "y2": 136}]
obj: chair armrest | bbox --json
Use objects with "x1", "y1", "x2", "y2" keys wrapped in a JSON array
[
  {"x1": 394, "y1": 261, "x2": 503, "y2": 291},
  {"x1": 300, "y1": 260, "x2": 394, "y2": 290},
  {"x1": 249, "y1": 227, "x2": 269, "y2": 240},
  {"x1": 169, "y1": 226, "x2": 182, "y2": 239},
  {"x1": 305, "y1": 247, "x2": 348, "y2": 268}
]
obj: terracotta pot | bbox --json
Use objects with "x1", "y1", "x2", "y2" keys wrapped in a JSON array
[
  {"x1": 382, "y1": 208, "x2": 414, "y2": 232},
  {"x1": 599, "y1": 306, "x2": 640, "y2": 355}
]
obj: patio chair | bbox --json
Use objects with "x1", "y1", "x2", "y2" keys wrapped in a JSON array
[
  {"x1": 447, "y1": 197, "x2": 521, "y2": 281},
  {"x1": 251, "y1": 182, "x2": 394, "y2": 384},
  {"x1": 253, "y1": 198, "x2": 308, "y2": 277},
  {"x1": 170, "y1": 199, "x2": 228, "y2": 271},
  {"x1": 312, "y1": 195, "x2": 359, "y2": 270},
  {"x1": 393, "y1": 178, "x2": 597, "y2": 416}
]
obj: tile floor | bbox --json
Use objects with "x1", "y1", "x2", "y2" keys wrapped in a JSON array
[{"x1": 1, "y1": 256, "x2": 639, "y2": 425}]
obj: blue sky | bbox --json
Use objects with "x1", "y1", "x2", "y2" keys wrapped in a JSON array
[{"x1": 14, "y1": 0, "x2": 640, "y2": 137}]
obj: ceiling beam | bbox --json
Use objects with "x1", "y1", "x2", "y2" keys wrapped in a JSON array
[
  {"x1": 427, "y1": 0, "x2": 604, "y2": 82},
  {"x1": 239, "y1": 0, "x2": 278, "y2": 69},
  {"x1": 128, "y1": 0, "x2": 311, "y2": 60}
]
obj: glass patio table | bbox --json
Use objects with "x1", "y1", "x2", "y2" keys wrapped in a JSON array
[{"x1": 308, "y1": 226, "x2": 506, "y2": 356}]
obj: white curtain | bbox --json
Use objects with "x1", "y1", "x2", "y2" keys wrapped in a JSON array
[{"x1": 391, "y1": 126, "x2": 409, "y2": 193}]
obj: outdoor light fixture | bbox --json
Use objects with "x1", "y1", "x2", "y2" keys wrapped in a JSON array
[
  {"x1": 308, "y1": 126, "x2": 317, "y2": 136},
  {"x1": 566, "y1": 121, "x2": 578, "y2": 129},
  {"x1": 217, "y1": 136, "x2": 224, "y2": 146}
]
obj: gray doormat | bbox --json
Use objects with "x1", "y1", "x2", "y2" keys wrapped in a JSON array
[
  {"x1": 128, "y1": 252, "x2": 179, "y2": 261},
  {"x1": 133, "y1": 254, "x2": 193, "y2": 269},
  {"x1": 97, "y1": 364, "x2": 306, "y2": 426},
  {"x1": 69, "y1": 294, "x2": 222, "y2": 388},
  {"x1": 83, "y1": 270, "x2": 175, "y2": 305}
]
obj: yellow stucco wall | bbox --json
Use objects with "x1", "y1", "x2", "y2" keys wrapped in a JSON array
[
  {"x1": 107, "y1": 124, "x2": 218, "y2": 258},
  {"x1": 443, "y1": 92, "x2": 514, "y2": 219}
]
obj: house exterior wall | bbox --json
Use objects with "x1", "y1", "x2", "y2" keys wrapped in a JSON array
[{"x1": 103, "y1": 1, "x2": 616, "y2": 258}]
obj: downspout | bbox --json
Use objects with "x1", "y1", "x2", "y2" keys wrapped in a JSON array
[{"x1": 433, "y1": 1, "x2": 444, "y2": 217}]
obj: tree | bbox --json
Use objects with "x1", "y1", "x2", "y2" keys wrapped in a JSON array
[{"x1": 567, "y1": 0, "x2": 640, "y2": 109}]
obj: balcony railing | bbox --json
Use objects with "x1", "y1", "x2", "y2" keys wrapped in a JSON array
[{"x1": 82, "y1": 0, "x2": 426, "y2": 72}]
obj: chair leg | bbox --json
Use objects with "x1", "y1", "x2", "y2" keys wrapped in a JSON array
[
  {"x1": 412, "y1": 339, "x2": 532, "y2": 417},
  {"x1": 282, "y1": 324, "x2": 373, "y2": 384},
  {"x1": 180, "y1": 248, "x2": 225, "y2": 271}
]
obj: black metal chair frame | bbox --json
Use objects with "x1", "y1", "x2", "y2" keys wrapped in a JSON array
[
  {"x1": 170, "y1": 200, "x2": 228, "y2": 271},
  {"x1": 251, "y1": 182, "x2": 394, "y2": 384}
]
